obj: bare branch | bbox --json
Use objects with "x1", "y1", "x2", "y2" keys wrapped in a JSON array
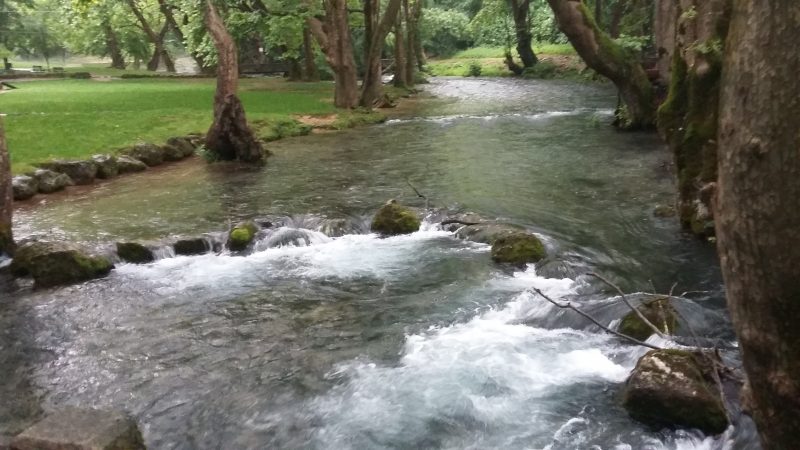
[
  {"x1": 530, "y1": 288, "x2": 662, "y2": 350},
  {"x1": 588, "y1": 272, "x2": 669, "y2": 339}
]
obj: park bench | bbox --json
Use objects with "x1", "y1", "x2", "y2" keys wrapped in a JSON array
[
  {"x1": 51, "y1": 67, "x2": 65, "y2": 74},
  {"x1": 31, "y1": 65, "x2": 45, "y2": 73}
]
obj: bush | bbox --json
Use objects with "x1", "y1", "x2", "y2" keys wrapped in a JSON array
[
  {"x1": 420, "y1": 8, "x2": 473, "y2": 57},
  {"x1": 68, "y1": 72, "x2": 91, "y2": 79},
  {"x1": 467, "y1": 61, "x2": 482, "y2": 77}
]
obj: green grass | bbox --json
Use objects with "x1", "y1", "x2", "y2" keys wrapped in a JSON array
[
  {"x1": 449, "y1": 44, "x2": 576, "y2": 59},
  {"x1": 0, "y1": 78, "x2": 337, "y2": 173}
]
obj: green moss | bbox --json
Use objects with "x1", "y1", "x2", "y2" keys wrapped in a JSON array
[
  {"x1": 228, "y1": 221, "x2": 259, "y2": 251},
  {"x1": 619, "y1": 297, "x2": 678, "y2": 341},
  {"x1": 29, "y1": 250, "x2": 113, "y2": 288},
  {"x1": 253, "y1": 117, "x2": 312, "y2": 142},
  {"x1": 490, "y1": 232, "x2": 546, "y2": 265},
  {"x1": 370, "y1": 202, "x2": 421, "y2": 236}
]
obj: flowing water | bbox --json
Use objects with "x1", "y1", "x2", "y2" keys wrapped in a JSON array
[{"x1": 1, "y1": 78, "x2": 759, "y2": 449}]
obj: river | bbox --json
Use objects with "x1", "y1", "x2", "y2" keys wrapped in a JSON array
[{"x1": 1, "y1": 78, "x2": 758, "y2": 449}]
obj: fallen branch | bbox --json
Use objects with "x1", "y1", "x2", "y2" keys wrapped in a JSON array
[
  {"x1": 406, "y1": 178, "x2": 429, "y2": 210},
  {"x1": 588, "y1": 272, "x2": 669, "y2": 339},
  {"x1": 530, "y1": 287, "x2": 662, "y2": 350}
]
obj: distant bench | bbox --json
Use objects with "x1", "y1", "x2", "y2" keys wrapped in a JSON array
[{"x1": 31, "y1": 65, "x2": 45, "y2": 73}]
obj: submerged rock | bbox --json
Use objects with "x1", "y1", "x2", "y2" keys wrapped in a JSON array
[
  {"x1": 10, "y1": 407, "x2": 145, "y2": 450},
  {"x1": 116, "y1": 242, "x2": 155, "y2": 264},
  {"x1": 160, "y1": 144, "x2": 185, "y2": 162},
  {"x1": 92, "y1": 154, "x2": 119, "y2": 179},
  {"x1": 490, "y1": 232, "x2": 546, "y2": 265},
  {"x1": 116, "y1": 156, "x2": 148, "y2": 174},
  {"x1": 618, "y1": 297, "x2": 678, "y2": 341},
  {"x1": 227, "y1": 221, "x2": 259, "y2": 252},
  {"x1": 37, "y1": 159, "x2": 97, "y2": 185},
  {"x1": 33, "y1": 169, "x2": 73, "y2": 194},
  {"x1": 12, "y1": 175, "x2": 38, "y2": 200},
  {"x1": 653, "y1": 204, "x2": 676, "y2": 218},
  {"x1": 10, "y1": 241, "x2": 113, "y2": 287},
  {"x1": 455, "y1": 223, "x2": 526, "y2": 244},
  {"x1": 370, "y1": 201, "x2": 421, "y2": 236},
  {"x1": 166, "y1": 136, "x2": 197, "y2": 157},
  {"x1": 123, "y1": 143, "x2": 163, "y2": 167},
  {"x1": 173, "y1": 238, "x2": 210, "y2": 256},
  {"x1": 622, "y1": 349, "x2": 729, "y2": 434}
]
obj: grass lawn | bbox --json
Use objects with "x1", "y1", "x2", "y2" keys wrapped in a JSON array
[
  {"x1": 0, "y1": 78, "x2": 338, "y2": 173},
  {"x1": 427, "y1": 44, "x2": 578, "y2": 77}
]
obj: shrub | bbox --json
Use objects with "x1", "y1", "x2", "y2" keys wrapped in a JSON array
[{"x1": 467, "y1": 61, "x2": 482, "y2": 77}]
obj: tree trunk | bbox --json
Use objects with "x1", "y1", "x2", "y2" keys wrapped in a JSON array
[
  {"x1": 393, "y1": 11, "x2": 408, "y2": 88},
  {"x1": 307, "y1": 0, "x2": 359, "y2": 109},
  {"x1": 715, "y1": 1, "x2": 800, "y2": 449},
  {"x1": 302, "y1": 27, "x2": 319, "y2": 81},
  {"x1": 656, "y1": 0, "x2": 730, "y2": 237},
  {"x1": 510, "y1": 0, "x2": 538, "y2": 67},
  {"x1": 594, "y1": 0, "x2": 602, "y2": 29},
  {"x1": 102, "y1": 21, "x2": 127, "y2": 69},
  {"x1": 546, "y1": 0, "x2": 655, "y2": 129},
  {"x1": 360, "y1": 0, "x2": 403, "y2": 107},
  {"x1": 288, "y1": 58, "x2": 302, "y2": 81},
  {"x1": 411, "y1": 0, "x2": 426, "y2": 69},
  {"x1": 403, "y1": 0, "x2": 416, "y2": 83},
  {"x1": 158, "y1": 0, "x2": 210, "y2": 73},
  {"x1": 608, "y1": 0, "x2": 625, "y2": 38},
  {"x1": 0, "y1": 119, "x2": 13, "y2": 257},
  {"x1": 204, "y1": 0, "x2": 264, "y2": 163},
  {"x1": 126, "y1": 0, "x2": 169, "y2": 72}
]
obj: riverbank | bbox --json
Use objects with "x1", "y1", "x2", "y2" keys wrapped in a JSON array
[
  {"x1": 1, "y1": 77, "x2": 406, "y2": 174},
  {"x1": 426, "y1": 45, "x2": 590, "y2": 79}
]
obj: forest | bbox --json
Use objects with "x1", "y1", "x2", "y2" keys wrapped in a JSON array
[{"x1": 0, "y1": 1, "x2": 798, "y2": 449}]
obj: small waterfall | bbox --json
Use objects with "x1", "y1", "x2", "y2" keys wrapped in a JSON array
[{"x1": 254, "y1": 227, "x2": 332, "y2": 250}]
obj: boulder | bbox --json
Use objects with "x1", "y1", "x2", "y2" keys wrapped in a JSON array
[
  {"x1": 91, "y1": 154, "x2": 119, "y2": 179},
  {"x1": 10, "y1": 241, "x2": 113, "y2": 288},
  {"x1": 160, "y1": 144, "x2": 184, "y2": 162},
  {"x1": 370, "y1": 201, "x2": 421, "y2": 236},
  {"x1": 123, "y1": 143, "x2": 163, "y2": 167},
  {"x1": 173, "y1": 238, "x2": 209, "y2": 256},
  {"x1": 116, "y1": 242, "x2": 155, "y2": 264},
  {"x1": 653, "y1": 204, "x2": 676, "y2": 218},
  {"x1": 33, "y1": 169, "x2": 73, "y2": 194},
  {"x1": 618, "y1": 297, "x2": 678, "y2": 341},
  {"x1": 37, "y1": 160, "x2": 97, "y2": 185},
  {"x1": 10, "y1": 407, "x2": 145, "y2": 450},
  {"x1": 490, "y1": 232, "x2": 547, "y2": 265},
  {"x1": 116, "y1": 156, "x2": 148, "y2": 174},
  {"x1": 455, "y1": 223, "x2": 526, "y2": 244},
  {"x1": 166, "y1": 137, "x2": 196, "y2": 157},
  {"x1": 227, "y1": 221, "x2": 259, "y2": 252},
  {"x1": 622, "y1": 349, "x2": 729, "y2": 434},
  {"x1": 12, "y1": 175, "x2": 38, "y2": 200}
]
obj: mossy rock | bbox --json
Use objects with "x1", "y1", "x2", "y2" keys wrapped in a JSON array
[
  {"x1": 370, "y1": 201, "x2": 421, "y2": 236},
  {"x1": 122, "y1": 143, "x2": 163, "y2": 167},
  {"x1": 91, "y1": 155, "x2": 119, "y2": 179},
  {"x1": 455, "y1": 223, "x2": 525, "y2": 244},
  {"x1": 619, "y1": 297, "x2": 678, "y2": 341},
  {"x1": 116, "y1": 242, "x2": 155, "y2": 264},
  {"x1": 37, "y1": 160, "x2": 97, "y2": 185},
  {"x1": 116, "y1": 156, "x2": 148, "y2": 174},
  {"x1": 227, "y1": 221, "x2": 259, "y2": 252},
  {"x1": 490, "y1": 232, "x2": 546, "y2": 265},
  {"x1": 10, "y1": 241, "x2": 113, "y2": 288},
  {"x1": 173, "y1": 238, "x2": 209, "y2": 256},
  {"x1": 622, "y1": 349, "x2": 729, "y2": 434},
  {"x1": 160, "y1": 144, "x2": 185, "y2": 162},
  {"x1": 166, "y1": 137, "x2": 197, "y2": 157}
]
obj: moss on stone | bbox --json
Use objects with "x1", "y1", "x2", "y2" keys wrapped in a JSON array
[
  {"x1": 370, "y1": 202, "x2": 421, "y2": 236},
  {"x1": 228, "y1": 221, "x2": 259, "y2": 251},
  {"x1": 116, "y1": 242, "x2": 154, "y2": 264},
  {"x1": 490, "y1": 232, "x2": 546, "y2": 265},
  {"x1": 13, "y1": 242, "x2": 114, "y2": 288},
  {"x1": 619, "y1": 296, "x2": 678, "y2": 341}
]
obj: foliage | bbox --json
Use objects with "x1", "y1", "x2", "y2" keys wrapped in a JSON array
[
  {"x1": 467, "y1": 60, "x2": 482, "y2": 77},
  {"x1": 419, "y1": 8, "x2": 473, "y2": 57}
]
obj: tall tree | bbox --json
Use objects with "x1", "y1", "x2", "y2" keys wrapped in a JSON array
[
  {"x1": 102, "y1": 19, "x2": 127, "y2": 69},
  {"x1": 508, "y1": 0, "x2": 538, "y2": 68},
  {"x1": 0, "y1": 119, "x2": 13, "y2": 257},
  {"x1": 360, "y1": 0, "x2": 403, "y2": 107},
  {"x1": 715, "y1": 1, "x2": 800, "y2": 448},
  {"x1": 307, "y1": 0, "x2": 359, "y2": 108},
  {"x1": 204, "y1": 0, "x2": 264, "y2": 163},
  {"x1": 546, "y1": 0, "x2": 654, "y2": 129},
  {"x1": 125, "y1": 0, "x2": 174, "y2": 71}
]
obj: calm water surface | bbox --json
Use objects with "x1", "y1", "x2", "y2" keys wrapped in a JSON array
[{"x1": 2, "y1": 78, "x2": 757, "y2": 449}]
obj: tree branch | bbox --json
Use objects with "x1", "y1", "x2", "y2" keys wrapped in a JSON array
[{"x1": 588, "y1": 271, "x2": 669, "y2": 338}]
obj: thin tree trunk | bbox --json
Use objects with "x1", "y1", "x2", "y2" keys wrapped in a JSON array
[
  {"x1": 126, "y1": 0, "x2": 166, "y2": 72},
  {"x1": 546, "y1": 0, "x2": 654, "y2": 129},
  {"x1": 147, "y1": 23, "x2": 176, "y2": 73},
  {"x1": 302, "y1": 27, "x2": 319, "y2": 81},
  {"x1": 361, "y1": 0, "x2": 403, "y2": 107},
  {"x1": 403, "y1": 0, "x2": 416, "y2": 83},
  {"x1": 510, "y1": 0, "x2": 538, "y2": 67},
  {"x1": 103, "y1": 21, "x2": 126, "y2": 69},
  {"x1": 393, "y1": 10, "x2": 408, "y2": 88},
  {"x1": 0, "y1": 118, "x2": 13, "y2": 257},
  {"x1": 608, "y1": 0, "x2": 625, "y2": 38},
  {"x1": 157, "y1": 0, "x2": 209, "y2": 73},
  {"x1": 715, "y1": 1, "x2": 800, "y2": 448},
  {"x1": 204, "y1": 0, "x2": 263, "y2": 163},
  {"x1": 307, "y1": 0, "x2": 359, "y2": 108},
  {"x1": 411, "y1": 0, "x2": 426, "y2": 69},
  {"x1": 594, "y1": 0, "x2": 602, "y2": 30}
]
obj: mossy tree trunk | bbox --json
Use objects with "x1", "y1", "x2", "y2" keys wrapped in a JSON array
[
  {"x1": 510, "y1": 0, "x2": 538, "y2": 68},
  {"x1": 546, "y1": 0, "x2": 655, "y2": 129},
  {"x1": 360, "y1": 0, "x2": 403, "y2": 107},
  {"x1": 656, "y1": 0, "x2": 730, "y2": 237},
  {"x1": 716, "y1": 1, "x2": 800, "y2": 448},
  {"x1": 0, "y1": 119, "x2": 13, "y2": 257},
  {"x1": 204, "y1": 0, "x2": 264, "y2": 163},
  {"x1": 302, "y1": 27, "x2": 320, "y2": 81},
  {"x1": 403, "y1": 0, "x2": 418, "y2": 84},
  {"x1": 308, "y1": 0, "x2": 359, "y2": 109}
]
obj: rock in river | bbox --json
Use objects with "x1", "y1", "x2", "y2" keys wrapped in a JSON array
[
  {"x1": 116, "y1": 156, "x2": 148, "y2": 174},
  {"x1": 370, "y1": 201, "x2": 421, "y2": 236},
  {"x1": 10, "y1": 241, "x2": 113, "y2": 288},
  {"x1": 227, "y1": 221, "x2": 259, "y2": 252},
  {"x1": 122, "y1": 142, "x2": 163, "y2": 167},
  {"x1": 33, "y1": 169, "x2": 73, "y2": 194},
  {"x1": 622, "y1": 349, "x2": 729, "y2": 434},
  {"x1": 116, "y1": 242, "x2": 155, "y2": 264},
  {"x1": 12, "y1": 175, "x2": 38, "y2": 200},
  {"x1": 10, "y1": 407, "x2": 145, "y2": 450},
  {"x1": 37, "y1": 159, "x2": 97, "y2": 185},
  {"x1": 92, "y1": 154, "x2": 119, "y2": 179}
]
